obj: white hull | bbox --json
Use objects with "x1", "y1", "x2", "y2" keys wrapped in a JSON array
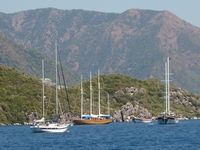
[
  {"x1": 134, "y1": 118, "x2": 152, "y2": 123},
  {"x1": 30, "y1": 123, "x2": 69, "y2": 133},
  {"x1": 167, "y1": 119, "x2": 179, "y2": 124}
]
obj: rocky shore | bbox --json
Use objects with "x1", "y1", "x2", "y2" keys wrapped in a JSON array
[
  {"x1": 112, "y1": 102, "x2": 197, "y2": 122},
  {"x1": 0, "y1": 122, "x2": 31, "y2": 126}
]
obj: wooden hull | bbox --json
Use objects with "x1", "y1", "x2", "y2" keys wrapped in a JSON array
[{"x1": 73, "y1": 118, "x2": 112, "y2": 125}]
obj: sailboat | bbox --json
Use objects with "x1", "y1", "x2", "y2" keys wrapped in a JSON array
[
  {"x1": 30, "y1": 41, "x2": 69, "y2": 132},
  {"x1": 157, "y1": 57, "x2": 179, "y2": 124},
  {"x1": 73, "y1": 70, "x2": 112, "y2": 125}
]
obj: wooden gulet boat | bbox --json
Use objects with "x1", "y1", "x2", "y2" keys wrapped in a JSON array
[
  {"x1": 73, "y1": 118, "x2": 111, "y2": 125},
  {"x1": 73, "y1": 70, "x2": 112, "y2": 125}
]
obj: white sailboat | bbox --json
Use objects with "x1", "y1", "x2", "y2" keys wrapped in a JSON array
[
  {"x1": 30, "y1": 41, "x2": 69, "y2": 132},
  {"x1": 157, "y1": 57, "x2": 179, "y2": 124}
]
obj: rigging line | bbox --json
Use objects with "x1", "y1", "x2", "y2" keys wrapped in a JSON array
[
  {"x1": 58, "y1": 97, "x2": 64, "y2": 119},
  {"x1": 45, "y1": 86, "x2": 53, "y2": 118},
  {"x1": 57, "y1": 65, "x2": 66, "y2": 113},
  {"x1": 57, "y1": 45, "x2": 72, "y2": 113},
  {"x1": 57, "y1": 66, "x2": 69, "y2": 121}
]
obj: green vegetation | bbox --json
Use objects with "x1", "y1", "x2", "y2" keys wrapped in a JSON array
[
  {"x1": 0, "y1": 65, "x2": 59, "y2": 124},
  {"x1": 67, "y1": 74, "x2": 200, "y2": 118},
  {"x1": 0, "y1": 65, "x2": 200, "y2": 124}
]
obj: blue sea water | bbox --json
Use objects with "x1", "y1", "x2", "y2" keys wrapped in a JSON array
[{"x1": 0, "y1": 120, "x2": 200, "y2": 150}]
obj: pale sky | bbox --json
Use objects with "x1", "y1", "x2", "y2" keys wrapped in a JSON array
[{"x1": 1, "y1": 0, "x2": 200, "y2": 27}]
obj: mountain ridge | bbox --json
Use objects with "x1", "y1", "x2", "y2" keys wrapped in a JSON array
[
  {"x1": 1, "y1": 8, "x2": 200, "y2": 93},
  {"x1": 0, "y1": 32, "x2": 79, "y2": 86}
]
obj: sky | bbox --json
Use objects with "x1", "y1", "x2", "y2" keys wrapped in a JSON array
[{"x1": 1, "y1": 0, "x2": 200, "y2": 27}]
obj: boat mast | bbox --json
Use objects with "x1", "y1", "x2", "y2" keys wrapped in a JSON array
[
  {"x1": 55, "y1": 41, "x2": 58, "y2": 115},
  {"x1": 98, "y1": 69, "x2": 101, "y2": 117},
  {"x1": 81, "y1": 75, "x2": 83, "y2": 119},
  {"x1": 42, "y1": 59, "x2": 45, "y2": 118},
  {"x1": 167, "y1": 57, "x2": 170, "y2": 114},
  {"x1": 90, "y1": 71, "x2": 92, "y2": 115},
  {"x1": 165, "y1": 62, "x2": 168, "y2": 113}
]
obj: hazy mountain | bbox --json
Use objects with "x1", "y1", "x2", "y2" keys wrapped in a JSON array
[
  {"x1": 1, "y1": 8, "x2": 200, "y2": 93},
  {"x1": 0, "y1": 33, "x2": 79, "y2": 86}
]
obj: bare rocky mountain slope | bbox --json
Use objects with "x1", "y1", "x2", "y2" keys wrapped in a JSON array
[{"x1": 1, "y1": 8, "x2": 200, "y2": 93}]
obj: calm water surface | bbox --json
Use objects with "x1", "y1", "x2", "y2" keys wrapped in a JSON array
[{"x1": 0, "y1": 120, "x2": 200, "y2": 150}]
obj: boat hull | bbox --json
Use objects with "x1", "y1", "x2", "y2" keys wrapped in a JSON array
[
  {"x1": 133, "y1": 118, "x2": 152, "y2": 123},
  {"x1": 157, "y1": 116, "x2": 179, "y2": 124},
  {"x1": 73, "y1": 118, "x2": 112, "y2": 125},
  {"x1": 30, "y1": 123, "x2": 69, "y2": 133}
]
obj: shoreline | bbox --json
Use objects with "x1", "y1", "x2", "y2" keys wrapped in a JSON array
[{"x1": 0, "y1": 118, "x2": 199, "y2": 126}]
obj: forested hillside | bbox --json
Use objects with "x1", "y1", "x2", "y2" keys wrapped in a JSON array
[{"x1": 1, "y1": 65, "x2": 199, "y2": 124}]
